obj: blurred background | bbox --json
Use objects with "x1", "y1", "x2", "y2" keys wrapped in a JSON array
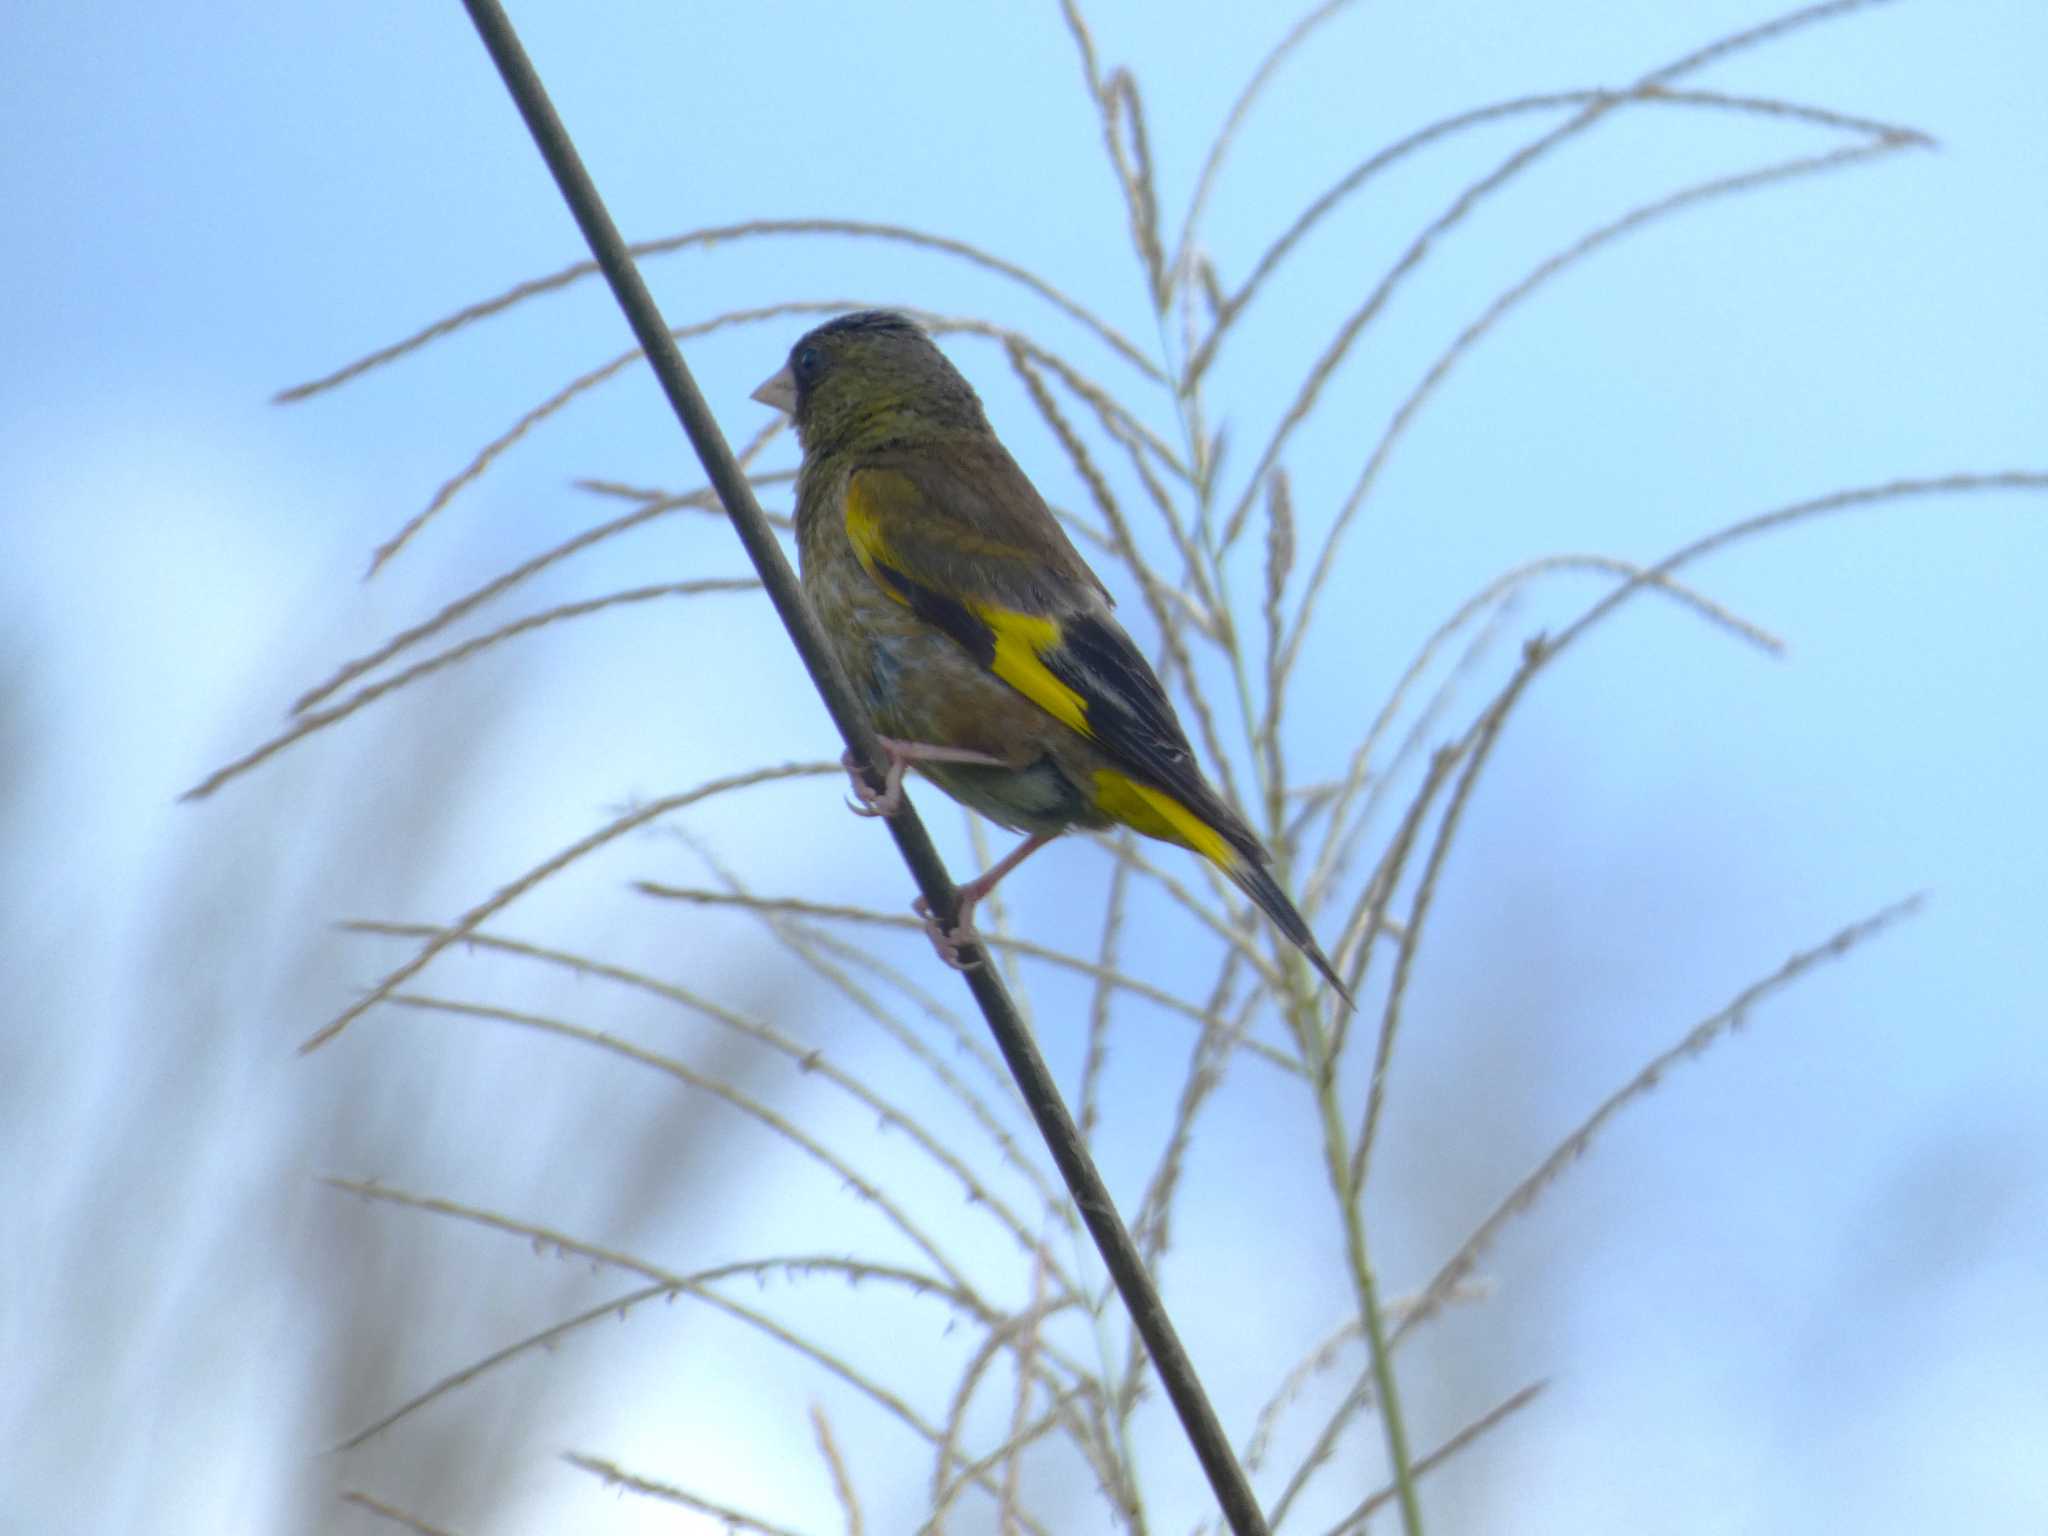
[{"x1": 3, "y1": 2, "x2": 2043, "y2": 1532}]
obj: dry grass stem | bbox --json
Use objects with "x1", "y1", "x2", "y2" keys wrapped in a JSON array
[
  {"x1": 348, "y1": 906, "x2": 1063, "y2": 1214},
  {"x1": 1199, "y1": 83, "x2": 1925, "y2": 383},
  {"x1": 929, "y1": 1296, "x2": 1089, "y2": 1532},
  {"x1": 364, "y1": 302, "x2": 867, "y2": 574},
  {"x1": 1354, "y1": 650, "x2": 1539, "y2": 1190},
  {"x1": 342, "y1": 1182, "x2": 1083, "y2": 1513},
  {"x1": 278, "y1": 218, "x2": 1160, "y2": 407},
  {"x1": 1283, "y1": 136, "x2": 1923, "y2": 672},
  {"x1": 400, "y1": 904, "x2": 1070, "y2": 1269},
  {"x1": 922, "y1": 1397, "x2": 1097, "y2": 1536},
  {"x1": 1395, "y1": 896, "x2": 1925, "y2": 1345},
  {"x1": 631, "y1": 879, "x2": 1286, "y2": 1059},
  {"x1": 391, "y1": 992, "x2": 987, "y2": 1288},
  {"x1": 324, "y1": 1178, "x2": 985, "y2": 1315},
  {"x1": 1242, "y1": 1320, "x2": 1360, "y2": 1477},
  {"x1": 1295, "y1": 549, "x2": 1782, "y2": 881},
  {"x1": 338, "y1": 1281, "x2": 673, "y2": 1452},
  {"x1": 182, "y1": 580, "x2": 758, "y2": 802},
  {"x1": 1315, "y1": 1381, "x2": 1548, "y2": 1536},
  {"x1": 293, "y1": 493, "x2": 680, "y2": 715},
  {"x1": 338, "y1": 1491, "x2": 466, "y2": 1536},
  {"x1": 1221, "y1": 0, "x2": 1920, "y2": 551},
  {"x1": 812, "y1": 1404, "x2": 866, "y2": 1536},
  {"x1": 1174, "y1": 0, "x2": 1361, "y2": 287},
  {"x1": 1078, "y1": 853, "x2": 1134, "y2": 1142},
  {"x1": 298, "y1": 762, "x2": 837, "y2": 1052},
  {"x1": 563, "y1": 1454, "x2": 816, "y2": 1536}
]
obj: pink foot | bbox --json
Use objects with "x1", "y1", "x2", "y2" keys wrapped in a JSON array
[
  {"x1": 842, "y1": 747, "x2": 906, "y2": 818},
  {"x1": 913, "y1": 893, "x2": 985, "y2": 971},
  {"x1": 843, "y1": 738, "x2": 1005, "y2": 819},
  {"x1": 904, "y1": 831, "x2": 1056, "y2": 973}
]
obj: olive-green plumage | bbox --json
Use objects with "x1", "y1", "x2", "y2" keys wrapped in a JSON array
[{"x1": 753, "y1": 310, "x2": 1348, "y2": 1003}]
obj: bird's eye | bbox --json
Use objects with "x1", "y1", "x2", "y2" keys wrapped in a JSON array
[{"x1": 794, "y1": 345, "x2": 821, "y2": 379}]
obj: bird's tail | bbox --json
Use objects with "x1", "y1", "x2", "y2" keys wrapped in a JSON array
[
  {"x1": 1090, "y1": 766, "x2": 1351, "y2": 1006},
  {"x1": 1222, "y1": 853, "x2": 1354, "y2": 1009}
]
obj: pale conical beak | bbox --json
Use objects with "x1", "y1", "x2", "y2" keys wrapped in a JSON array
[{"x1": 751, "y1": 364, "x2": 797, "y2": 416}]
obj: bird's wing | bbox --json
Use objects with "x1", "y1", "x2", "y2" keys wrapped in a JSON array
[
  {"x1": 852, "y1": 439, "x2": 1109, "y2": 608},
  {"x1": 844, "y1": 452, "x2": 1258, "y2": 861}
]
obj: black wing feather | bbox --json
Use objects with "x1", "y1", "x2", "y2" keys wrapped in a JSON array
[{"x1": 1042, "y1": 611, "x2": 1262, "y2": 858}]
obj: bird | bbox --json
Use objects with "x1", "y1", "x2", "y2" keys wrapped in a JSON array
[{"x1": 751, "y1": 309, "x2": 1349, "y2": 1005}]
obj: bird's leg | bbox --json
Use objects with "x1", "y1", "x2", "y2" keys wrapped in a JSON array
[
  {"x1": 914, "y1": 830, "x2": 1058, "y2": 970},
  {"x1": 844, "y1": 736, "x2": 1005, "y2": 818}
]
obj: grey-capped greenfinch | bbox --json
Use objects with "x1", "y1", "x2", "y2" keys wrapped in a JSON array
[{"x1": 753, "y1": 310, "x2": 1347, "y2": 1003}]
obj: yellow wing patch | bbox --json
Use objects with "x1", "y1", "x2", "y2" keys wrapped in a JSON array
[
  {"x1": 844, "y1": 470, "x2": 1094, "y2": 739},
  {"x1": 1090, "y1": 770, "x2": 1238, "y2": 870},
  {"x1": 842, "y1": 473, "x2": 906, "y2": 603},
  {"x1": 977, "y1": 606, "x2": 1090, "y2": 736}
]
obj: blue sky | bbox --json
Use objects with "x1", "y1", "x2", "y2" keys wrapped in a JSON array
[{"x1": 4, "y1": 3, "x2": 2044, "y2": 1533}]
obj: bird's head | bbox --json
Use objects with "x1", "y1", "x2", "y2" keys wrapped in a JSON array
[{"x1": 752, "y1": 309, "x2": 988, "y2": 454}]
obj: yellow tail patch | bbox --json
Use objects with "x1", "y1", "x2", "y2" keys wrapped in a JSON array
[{"x1": 1091, "y1": 770, "x2": 1236, "y2": 869}]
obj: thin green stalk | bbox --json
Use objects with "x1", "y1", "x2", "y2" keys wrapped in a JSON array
[{"x1": 1305, "y1": 1017, "x2": 1422, "y2": 1534}]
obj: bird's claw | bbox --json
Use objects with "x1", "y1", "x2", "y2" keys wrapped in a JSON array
[
  {"x1": 842, "y1": 748, "x2": 905, "y2": 818},
  {"x1": 913, "y1": 895, "x2": 984, "y2": 971},
  {"x1": 842, "y1": 738, "x2": 1006, "y2": 820}
]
